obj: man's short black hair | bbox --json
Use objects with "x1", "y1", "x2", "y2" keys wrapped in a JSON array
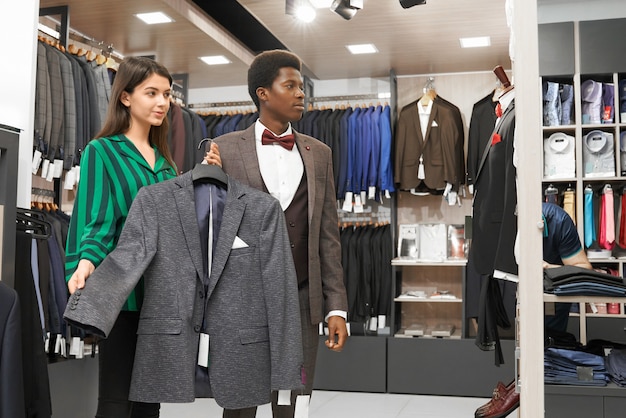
[{"x1": 248, "y1": 49, "x2": 302, "y2": 109}]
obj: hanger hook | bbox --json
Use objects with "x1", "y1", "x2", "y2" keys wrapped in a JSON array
[{"x1": 198, "y1": 138, "x2": 212, "y2": 151}]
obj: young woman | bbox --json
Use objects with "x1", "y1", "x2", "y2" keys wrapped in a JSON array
[{"x1": 65, "y1": 56, "x2": 175, "y2": 418}]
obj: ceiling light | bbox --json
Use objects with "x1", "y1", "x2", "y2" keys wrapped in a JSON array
[
  {"x1": 286, "y1": 0, "x2": 317, "y2": 22},
  {"x1": 459, "y1": 36, "x2": 491, "y2": 48},
  {"x1": 331, "y1": 0, "x2": 363, "y2": 20},
  {"x1": 199, "y1": 55, "x2": 231, "y2": 65},
  {"x1": 346, "y1": 44, "x2": 378, "y2": 54},
  {"x1": 135, "y1": 12, "x2": 174, "y2": 25}
]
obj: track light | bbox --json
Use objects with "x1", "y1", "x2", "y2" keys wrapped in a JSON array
[
  {"x1": 286, "y1": 0, "x2": 317, "y2": 22},
  {"x1": 330, "y1": 0, "x2": 363, "y2": 20},
  {"x1": 399, "y1": 0, "x2": 426, "y2": 8}
]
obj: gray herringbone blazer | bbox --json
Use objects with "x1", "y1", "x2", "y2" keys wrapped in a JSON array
[{"x1": 64, "y1": 172, "x2": 304, "y2": 408}]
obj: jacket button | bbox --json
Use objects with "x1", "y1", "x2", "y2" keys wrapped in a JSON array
[
  {"x1": 290, "y1": 243, "x2": 295, "y2": 248},
  {"x1": 289, "y1": 222, "x2": 295, "y2": 227},
  {"x1": 194, "y1": 325, "x2": 201, "y2": 332},
  {"x1": 199, "y1": 291, "x2": 204, "y2": 299}
]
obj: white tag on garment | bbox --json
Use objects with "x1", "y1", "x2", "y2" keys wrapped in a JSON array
[
  {"x1": 45, "y1": 161, "x2": 55, "y2": 182},
  {"x1": 278, "y1": 390, "x2": 291, "y2": 406},
  {"x1": 378, "y1": 315, "x2": 386, "y2": 329},
  {"x1": 76, "y1": 340, "x2": 85, "y2": 359},
  {"x1": 32, "y1": 150, "x2": 42, "y2": 174},
  {"x1": 360, "y1": 191, "x2": 367, "y2": 204},
  {"x1": 346, "y1": 322, "x2": 351, "y2": 336},
  {"x1": 353, "y1": 195, "x2": 364, "y2": 213},
  {"x1": 447, "y1": 191, "x2": 457, "y2": 206},
  {"x1": 342, "y1": 192, "x2": 353, "y2": 212},
  {"x1": 418, "y1": 156, "x2": 425, "y2": 179},
  {"x1": 60, "y1": 337, "x2": 67, "y2": 357},
  {"x1": 55, "y1": 335, "x2": 63, "y2": 354},
  {"x1": 368, "y1": 186, "x2": 376, "y2": 200},
  {"x1": 385, "y1": 190, "x2": 391, "y2": 199},
  {"x1": 198, "y1": 333, "x2": 210, "y2": 367},
  {"x1": 318, "y1": 322, "x2": 324, "y2": 336},
  {"x1": 294, "y1": 395, "x2": 310, "y2": 418},
  {"x1": 64, "y1": 169, "x2": 76, "y2": 190},
  {"x1": 69, "y1": 337, "x2": 81, "y2": 356},
  {"x1": 74, "y1": 165, "x2": 81, "y2": 184},
  {"x1": 368, "y1": 316, "x2": 378, "y2": 331},
  {"x1": 41, "y1": 159, "x2": 50, "y2": 179},
  {"x1": 53, "y1": 159, "x2": 64, "y2": 178},
  {"x1": 84, "y1": 343, "x2": 92, "y2": 356},
  {"x1": 44, "y1": 332, "x2": 50, "y2": 353}
]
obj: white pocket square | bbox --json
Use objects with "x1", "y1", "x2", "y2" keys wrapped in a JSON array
[
  {"x1": 431, "y1": 120, "x2": 439, "y2": 127},
  {"x1": 232, "y1": 236, "x2": 249, "y2": 249}
]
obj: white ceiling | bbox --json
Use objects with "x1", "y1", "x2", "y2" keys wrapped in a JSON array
[{"x1": 38, "y1": 0, "x2": 512, "y2": 90}]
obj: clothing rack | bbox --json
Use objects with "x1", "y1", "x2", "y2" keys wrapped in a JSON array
[
  {"x1": 188, "y1": 100, "x2": 255, "y2": 109},
  {"x1": 309, "y1": 93, "x2": 387, "y2": 103},
  {"x1": 39, "y1": 7, "x2": 123, "y2": 60}
]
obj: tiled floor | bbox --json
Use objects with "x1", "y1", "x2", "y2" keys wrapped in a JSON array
[{"x1": 160, "y1": 390, "x2": 512, "y2": 417}]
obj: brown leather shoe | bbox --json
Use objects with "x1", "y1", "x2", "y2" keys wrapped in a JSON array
[
  {"x1": 477, "y1": 380, "x2": 519, "y2": 418},
  {"x1": 475, "y1": 381, "x2": 510, "y2": 417}
]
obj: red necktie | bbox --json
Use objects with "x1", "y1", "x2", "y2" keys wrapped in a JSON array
[
  {"x1": 599, "y1": 187, "x2": 615, "y2": 250},
  {"x1": 261, "y1": 129, "x2": 295, "y2": 151},
  {"x1": 495, "y1": 103, "x2": 503, "y2": 118},
  {"x1": 619, "y1": 192, "x2": 626, "y2": 248}
]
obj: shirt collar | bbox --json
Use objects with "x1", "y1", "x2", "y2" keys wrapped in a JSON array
[{"x1": 255, "y1": 119, "x2": 293, "y2": 143}]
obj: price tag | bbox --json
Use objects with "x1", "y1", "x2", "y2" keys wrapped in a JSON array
[
  {"x1": 198, "y1": 333, "x2": 209, "y2": 367},
  {"x1": 342, "y1": 192, "x2": 353, "y2": 212}
]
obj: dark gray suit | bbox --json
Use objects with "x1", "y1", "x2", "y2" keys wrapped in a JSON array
[{"x1": 64, "y1": 172, "x2": 304, "y2": 408}]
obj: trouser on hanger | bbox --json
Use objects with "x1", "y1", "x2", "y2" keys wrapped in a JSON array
[{"x1": 96, "y1": 311, "x2": 160, "y2": 418}]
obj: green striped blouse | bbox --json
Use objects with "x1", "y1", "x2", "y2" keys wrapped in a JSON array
[{"x1": 65, "y1": 134, "x2": 176, "y2": 311}]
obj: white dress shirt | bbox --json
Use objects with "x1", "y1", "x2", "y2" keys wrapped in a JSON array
[
  {"x1": 255, "y1": 120, "x2": 304, "y2": 210},
  {"x1": 544, "y1": 132, "x2": 576, "y2": 179}
]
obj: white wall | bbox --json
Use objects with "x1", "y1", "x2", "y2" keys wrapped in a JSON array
[
  {"x1": 538, "y1": 0, "x2": 626, "y2": 23},
  {"x1": 1, "y1": 1, "x2": 39, "y2": 208}
]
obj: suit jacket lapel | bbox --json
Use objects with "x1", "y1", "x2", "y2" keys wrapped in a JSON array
[
  {"x1": 475, "y1": 100, "x2": 515, "y2": 182},
  {"x1": 410, "y1": 102, "x2": 425, "y2": 145},
  {"x1": 173, "y1": 172, "x2": 204, "y2": 285},
  {"x1": 238, "y1": 125, "x2": 266, "y2": 191},
  {"x1": 206, "y1": 179, "x2": 246, "y2": 299},
  {"x1": 294, "y1": 130, "x2": 315, "y2": 223},
  {"x1": 423, "y1": 102, "x2": 438, "y2": 144}
]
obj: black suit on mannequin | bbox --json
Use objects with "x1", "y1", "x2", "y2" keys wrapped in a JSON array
[{"x1": 469, "y1": 95, "x2": 517, "y2": 365}]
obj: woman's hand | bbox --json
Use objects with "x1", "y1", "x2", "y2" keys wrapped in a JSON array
[
  {"x1": 203, "y1": 142, "x2": 222, "y2": 167},
  {"x1": 67, "y1": 259, "x2": 95, "y2": 294}
]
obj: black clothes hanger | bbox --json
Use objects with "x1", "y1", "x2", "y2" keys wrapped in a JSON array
[
  {"x1": 16, "y1": 208, "x2": 52, "y2": 239},
  {"x1": 192, "y1": 138, "x2": 228, "y2": 188}
]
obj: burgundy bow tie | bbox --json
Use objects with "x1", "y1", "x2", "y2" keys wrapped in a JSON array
[{"x1": 261, "y1": 129, "x2": 295, "y2": 151}]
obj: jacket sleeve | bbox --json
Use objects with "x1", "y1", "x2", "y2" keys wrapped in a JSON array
[{"x1": 64, "y1": 189, "x2": 158, "y2": 337}]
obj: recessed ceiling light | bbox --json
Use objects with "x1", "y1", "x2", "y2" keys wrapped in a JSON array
[
  {"x1": 199, "y1": 55, "x2": 231, "y2": 66},
  {"x1": 459, "y1": 36, "x2": 491, "y2": 48},
  {"x1": 135, "y1": 12, "x2": 174, "y2": 25},
  {"x1": 309, "y1": 0, "x2": 334, "y2": 8},
  {"x1": 346, "y1": 44, "x2": 378, "y2": 55}
]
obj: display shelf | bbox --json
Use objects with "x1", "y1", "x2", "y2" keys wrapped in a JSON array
[{"x1": 544, "y1": 294, "x2": 626, "y2": 344}]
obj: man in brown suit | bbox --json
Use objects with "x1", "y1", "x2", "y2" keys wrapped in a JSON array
[{"x1": 210, "y1": 49, "x2": 349, "y2": 418}]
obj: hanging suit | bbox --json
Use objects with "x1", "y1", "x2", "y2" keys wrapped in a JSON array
[
  {"x1": 64, "y1": 172, "x2": 304, "y2": 409},
  {"x1": 394, "y1": 99, "x2": 463, "y2": 192}
]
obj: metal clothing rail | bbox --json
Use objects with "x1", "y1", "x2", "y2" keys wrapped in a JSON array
[
  {"x1": 188, "y1": 101, "x2": 255, "y2": 109},
  {"x1": 39, "y1": 6, "x2": 122, "y2": 59},
  {"x1": 310, "y1": 93, "x2": 387, "y2": 103}
]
